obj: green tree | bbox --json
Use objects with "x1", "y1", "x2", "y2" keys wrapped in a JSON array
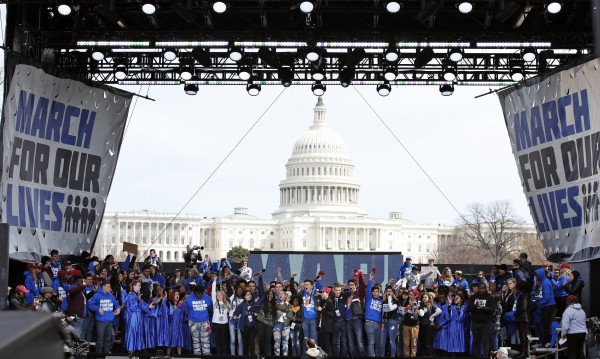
[{"x1": 227, "y1": 246, "x2": 250, "y2": 263}]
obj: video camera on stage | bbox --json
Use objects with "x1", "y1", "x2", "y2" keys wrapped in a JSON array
[{"x1": 183, "y1": 245, "x2": 204, "y2": 268}]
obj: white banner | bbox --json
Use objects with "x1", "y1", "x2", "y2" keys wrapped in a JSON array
[
  {"x1": 0, "y1": 56, "x2": 132, "y2": 261},
  {"x1": 498, "y1": 57, "x2": 600, "y2": 262}
]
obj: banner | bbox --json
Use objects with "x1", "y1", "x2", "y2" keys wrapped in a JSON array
[
  {"x1": 0, "y1": 54, "x2": 132, "y2": 261},
  {"x1": 498, "y1": 56, "x2": 600, "y2": 262}
]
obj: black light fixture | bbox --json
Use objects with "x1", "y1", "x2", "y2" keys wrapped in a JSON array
[
  {"x1": 311, "y1": 65, "x2": 326, "y2": 81},
  {"x1": 91, "y1": 49, "x2": 105, "y2": 61},
  {"x1": 113, "y1": 57, "x2": 128, "y2": 80},
  {"x1": 439, "y1": 83, "x2": 454, "y2": 96},
  {"x1": 510, "y1": 59, "x2": 525, "y2": 81},
  {"x1": 141, "y1": 1, "x2": 157, "y2": 15},
  {"x1": 311, "y1": 81, "x2": 326, "y2": 96},
  {"x1": 522, "y1": 47, "x2": 536, "y2": 62},
  {"x1": 229, "y1": 46, "x2": 243, "y2": 62},
  {"x1": 306, "y1": 47, "x2": 325, "y2": 62},
  {"x1": 213, "y1": 1, "x2": 227, "y2": 13},
  {"x1": 238, "y1": 64, "x2": 252, "y2": 80},
  {"x1": 384, "y1": 46, "x2": 400, "y2": 62},
  {"x1": 179, "y1": 56, "x2": 195, "y2": 80},
  {"x1": 383, "y1": 65, "x2": 397, "y2": 81},
  {"x1": 458, "y1": 1, "x2": 473, "y2": 14},
  {"x1": 192, "y1": 48, "x2": 212, "y2": 68},
  {"x1": 414, "y1": 47, "x2": 434, "y2": 68},
  {"x1": 278, "y1": 66, "x2": 294, "y2": 87},
  {"x1": 184, "y1": 83, "x2": 199, "y2": 95},
  {"x1": 385, "y1": 1, "x2": 401, "y2": 13},
  {"x1": 441, "y1": 60, "x2": 457, "y2": 82},
  {"x1": 163, "y1": 48, "x2": 178, "y2": 61},
  {"x1": 448, "y1": 47, "x2": 463, "y2": 62},
  {"x1": 377, "y1": 81, "x2": 392, "y2": 96},
  {"x1": 339, "y1": 67, "x2": 355, "y2": 88},
  {"x1": 246, "y1": 81, "x2": 261, "y2": 96}
]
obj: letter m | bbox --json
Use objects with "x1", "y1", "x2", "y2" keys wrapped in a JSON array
[
  {"x1": 514, "y1": 110, "x2": 532, "y2": 151},
  {"x1": 15, "y1": 90, "x2": 35, "y2": 134}
]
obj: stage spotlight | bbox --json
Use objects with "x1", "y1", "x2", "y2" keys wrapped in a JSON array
[
  {"x1": 311, "y1": 66, "x2": 326, "y2": 81},
  {"x1": 246, "y1": 81, "x2": 261, "y2": 96},
  {"x1": 184, "y1": 83, "x2": 199, "y2": 95},
  {"x1": 299, "y1": 1, "x2": 314, "y2": 13},
  {"x1": 91, "y1": 49, "x2": 105, "y2": 61},
  {"x1": 448, "y1": 47, "x2": 463, "y2": 62},
  {"x1": 385, "y1": 2, "x2": 401, "y2": 13},
  {"x1": 238, "y1": 65, "x2": 252, "y2": 80},
  {"x1": 384, "y1": 46, "x2": 399, "y2": 62},
  {"x1": 278, "y1": 66, "x2": 294, "y2": 87},
  {"x1": 179, "y1": 57, "x2": 195, "y2": 80},
  {"x1": 510, "y1": 60, "x2": 525, "y2": 81},
  {"x1": 339, "y1": 67, "x2": 355, "y2": 88},
  {"x1": 229, "y1": 47, "x2": 243, "y2": 62},
  {"x1": 439, "y1": 83, "x2": 454, "y2": 96},
  {"x1": 458, "y1": 1, "x2": 473, "y2": 14},
  {"x1": 113, "y1": 58, "x2": 128, "y2": 80},
  {"x1": 57, "y1": 3, "x2": 72, "y2": 16},
  {"x1": 442, "y1": 60, "x2": 457, "y2": 82},
  {"x1": 377, "y1": 82, "x2": 392, "y2": 97},
  {"x1": 306, "y1": 48, "x2": 322, "y2": 62},
  {"x1": 547, "y1": 1, "x2": 561, "y2": 14},
  {"x1": 522, "y1": 47, "x2": 536, "y2": 62},
  {"x1": 383, "y1": 65, "x2": 397, "y2": 81},
  {"x1": 163, "y1": 48, "x2": 178, "y2": 61},
  {"x1": 141, "y1": 2, "x2": 156, "y2": 15},
  {"x1": 414, "y1": 47, "x2": 434, "y2": 68},
  {"x1": 311, "y1": 81, "x2": 326, "y2": 96},
  {"x1": 213, "y1": 1, "x2": 227, "y2": 13}
]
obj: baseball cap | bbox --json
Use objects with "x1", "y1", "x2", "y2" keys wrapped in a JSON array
[
  {"x1": 412, "y1": 266, "x2": 420, "y2": 271},
  {"x1": 63, "y1": 260, "x2": 72, "y2": 266},
  {"x1": 411, "y1": 289, "x2": 420, "y2": 297},
  {"x1": 558, "y1": 262, "x2": 571, "y2": 270},
  {"x1": 26, "y1": 263, "x2": 39, "y2": 270},
  {"x1": 567, "y1": 295, "x2": 577, "y2": 303},
  {"x1": 15, "y1": 285, "x2": 30, "y2": 293},
  {"x1": 322, "y1": 288, "x2": 332, "y2": 294},
  {"x1": 406, "y1": 257, "x2": 412, "y2": 261}
]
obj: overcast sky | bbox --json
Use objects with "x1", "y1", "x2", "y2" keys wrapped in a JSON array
[{"x1": 106, "y1": 83, "x2": 532, "y2": 226}]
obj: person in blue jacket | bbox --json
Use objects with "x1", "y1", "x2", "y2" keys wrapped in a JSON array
[
  {"x1": 179, "y1": 283, "x2": 213, "y2": 355},
  {"x1": 365, "y1": 272, "x2": 383, "y2": 357},
  {"x1": 88, "y1": 280, "x2": 121, "y2": 354},
  {"x1": 140, "y1": 283, "x2": 157, "y2": 349},
  {"x1": 447, "y1": 294, "x2": 469, "y2": 355},
  {"x1": 535, "y1": 267, "x2": 556, "y2": 346},
  {"x1": 23, "y1": 264, "x2": 42, "y2": 307},
  {"x1": 154, "y1": 284, "x2": 170, "y2": 348},
  {"x1": 552, "y1": 266, "x2": 569, "y2": 317},
  {"x1": 149, "y1": 266, "x2": 166, "y2": 287},
  {"x1": 396, "y1": 257, "x2": 413, "y2": 281},
  {"x1": 234, "y1": 289, "x2": 260, "y2": 355},
  {"x1": 167, "y1": 290, "x2": 186, "y2": 357}
]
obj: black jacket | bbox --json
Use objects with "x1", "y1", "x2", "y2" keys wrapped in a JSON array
[
  {"x1": 467, "y1": 292, "x2": 495, "y2": 323},
  {"x1": 318, "y1": 298, "x2": 334, "y2": 333}
]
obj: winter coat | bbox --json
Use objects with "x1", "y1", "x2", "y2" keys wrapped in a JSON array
[{"x1": 561, "y1": 303, "x2": 587, "y2": 335}]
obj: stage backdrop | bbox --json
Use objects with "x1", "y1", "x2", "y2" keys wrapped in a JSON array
[
  {"x1": 498, "y1": 56, "x2": 600, "y2": 262},
  {"x1": 0, "y1": 54, "x2": 132, "y2": 261}
]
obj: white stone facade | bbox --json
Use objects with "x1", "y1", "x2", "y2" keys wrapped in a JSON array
[{"x1": 94, "y1": 98, "x2": 462, "y2": 262}]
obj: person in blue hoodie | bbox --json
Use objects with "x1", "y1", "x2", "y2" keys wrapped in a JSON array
[
  {"x1": 23, "y1": 264, "x2": 42, "y2": 307},
  {"x1": 365, "y1": 272, "x2": 383, "y2": 357},
  {"x1": 88, "y1": 280, "x2": 121, "y2": 354},
  {"x1": 552, "y1": 266, "x2": 570, "y2": 317},
  {"x1": 535, "y1": 267, "x2": 556, "y2": 346},
  {"x1": 298, "y1": 278, "x2": 320, "y2": 347},
  {"x1": 179, "y1": 283, "x2": 213, "y2": 355},
  {"x1": 149, "y1": 265, "x2": 166, "y2": 287},
  {"x1": 233, "y1": 289, "x2": 260, "y2": 355},
  {"x1": 49, "y1": 249, "x2": 62, "y2": 278}
]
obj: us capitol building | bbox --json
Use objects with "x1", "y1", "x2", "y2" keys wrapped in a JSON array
[{"x1": 94, "y1": 98, "x2": 525, "y2": 263}]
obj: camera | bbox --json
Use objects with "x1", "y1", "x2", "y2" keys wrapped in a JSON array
[
  {"x1": 184, "y1": 245, "x2": 204, "y2": 268},
  {"x1": 193, "y1": 246, "x2": 204, "y2": 251}
]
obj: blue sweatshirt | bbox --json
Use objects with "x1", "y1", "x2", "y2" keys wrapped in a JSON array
[
  {"x1": 396, "y1": 263, "x2": 413, "y2": 281},
  {"x1": 301, "y1": 286, "x2": 318, "y2": 319},
  {"x1": 364, "y1": 280, "x2": 383, "y2": 323},
  {"x1": 50, "y1": 260, "x2": 61, "y2": 278},
  {"x1": 536, "y1": 268, "x2": 556, "y2": 308},
  {"x1": 88, "y1": 290, "x2": 120, "y2": 323},
  {"x1": 552, "y1": 275, "x2": 569, "y2": 297},
  {"x1": 181, "y1": 292, "x2": 212, "y2": 322}
]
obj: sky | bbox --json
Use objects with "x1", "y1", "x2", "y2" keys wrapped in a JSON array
[{"x1": 106, "y1": 83, "x2": 533, "y2": 226}]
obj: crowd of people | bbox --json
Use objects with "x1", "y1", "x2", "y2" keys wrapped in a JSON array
[{"x1": 5, "y1": 248, "x2": 590, "y2": 359}]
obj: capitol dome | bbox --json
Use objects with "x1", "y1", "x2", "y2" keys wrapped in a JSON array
[{"x1": 272, "y1": 97, "x2": 367, "y2": 219}]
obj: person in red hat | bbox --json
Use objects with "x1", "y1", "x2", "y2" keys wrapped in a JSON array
[
  {"x1": 561, "y1": 295, "x2": 587, "y2": 359},
  {"x1": 402, "y1": 288, "x2": 421, "y2": 357},
  {"x1": 8, "y1": 285, "x2": 34, "y2": 310}
]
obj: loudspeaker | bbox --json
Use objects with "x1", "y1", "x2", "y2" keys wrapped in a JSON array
[{"x1": 0, "y1": 311, "x2": 64, "y2": 359}]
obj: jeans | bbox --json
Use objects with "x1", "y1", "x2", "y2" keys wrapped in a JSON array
[
  {"x1": 290, "y1": 327, "x2": 301, "y2": 356},
  {"x1": 229, "y1": 319, "x2": 244, "y2": 355},
  {"x1": 189, "y1": 320, "x2": 211, "y2": 355},
  {"x1": 302, "y1": 317, "x2": 318, "y2": 344},
  {"x1": 347, "y1": 318, "x2": 366, "y2": 357},
  {"x1": 95, "y1": 320, "x2": 113, "y2": 354},
  {"x1": 332, "y1": 320, "x2": 348, "y2": 356},
  {"x1": 365, "y1": 320, "x2": 381, "y2": 357},
  {"x1": 81, "y1": 312, "x2": 95, "y2": 342},
  {"x1": 380, "y1": 319, "x2": 399, "y2": 357},
  {"x1": 71, "y1": 316, "x2": 86, "y2": 338},
  {"x1": 273, "y1": 323, "x2": 290, "y2": 356},
  {"x1": 471, "y1": 321, "x2": 492, "y2": 357}
]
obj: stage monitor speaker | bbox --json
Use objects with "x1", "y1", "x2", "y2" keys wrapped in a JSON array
[
  {"x1": 0, "y1": 311, "x2": 64, "y2": 359},
  {"x1": 0, "y1": 223, "x2": 8, "y2": 310}
]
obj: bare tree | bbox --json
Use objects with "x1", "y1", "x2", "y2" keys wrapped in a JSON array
[{"x1": 451, "y1": 201, "x2": 525, "y2": 264}]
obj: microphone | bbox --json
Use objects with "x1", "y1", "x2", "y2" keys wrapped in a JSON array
[{"x1": 254, "y1": 269, "x2": 266, "y2": 276}]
